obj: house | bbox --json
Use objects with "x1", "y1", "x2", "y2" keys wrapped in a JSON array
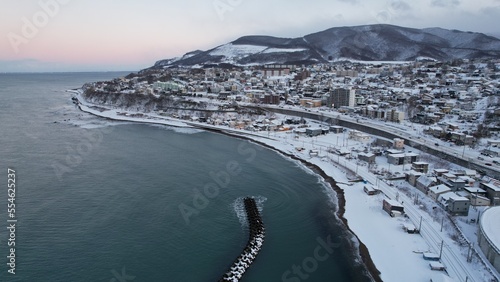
[
  {"x1": 480, "y1": 182, "x2": 500, "y2": 206},
  {"x1": 463, "y1": 187, "x2": 487, "y2": 198},
  {"x1": 437, "y1": 176, "x2": 465, "y2": 192},
  {"x1": 433, "y1": 169, "x2": 449, "y2": 177},
  {"x1": 428, "y1": 184, "x2": 452, "y2": 201},
  {"x1": 470, "y1": 194, "x2": 491, "y2": 206},
  {"x1": 364, "y1": 185, "x2": 381, "y2": 195},
  {"x1": 382, "y1": 199, "x2": 404, "y2": 217},
  {"x1": 416, "y1": 175, "x2": 437, "y2": 194},
  {"x1": 358, "y1": 152, "x2": 376, "y2": 164},
  {"x1": 458, "y1": 175, "x2": 475, "y2": 187},
  {"x1": 446, "y1": 178, "x2": 466, "y2": 191},
  {"x1": 406, "y1": 170, "x2": 423, "y2": 187},
  {"x1": 438, "y1": 192, "x2": 470, "y2": 216}
]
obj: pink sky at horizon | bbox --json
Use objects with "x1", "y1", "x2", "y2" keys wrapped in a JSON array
[{"x1": 1, "y1": 0, "x2": 499, "y2": 72}]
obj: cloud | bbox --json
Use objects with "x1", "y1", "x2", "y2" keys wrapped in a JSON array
[
  {"x1": 431, "y1": 0, "x2": 461, "y2": 7},
  {"x1": 390, "y1": 1, "x2": 412, "y2": 12}
]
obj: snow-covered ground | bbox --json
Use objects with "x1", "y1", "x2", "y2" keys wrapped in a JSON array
[{"x1": 73, "y1": 91, "x2": 499, "y2": 282}]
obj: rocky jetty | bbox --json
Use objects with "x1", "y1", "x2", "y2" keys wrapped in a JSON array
[{"x1": 219, "y1": 197, "x2": 265, "y2": 282}]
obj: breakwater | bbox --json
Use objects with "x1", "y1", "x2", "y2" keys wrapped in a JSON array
[{"x1": 220, "y1": 197, "x2": 265, "y2": 282}]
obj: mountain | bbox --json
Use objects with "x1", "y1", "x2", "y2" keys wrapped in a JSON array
[{"x1": 152, "y1": 24, "x2": 500, "y2": 68}]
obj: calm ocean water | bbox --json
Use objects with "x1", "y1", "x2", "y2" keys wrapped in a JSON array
[{"x1": 0, "y1": 73, "x2": 372, "y2": 281}]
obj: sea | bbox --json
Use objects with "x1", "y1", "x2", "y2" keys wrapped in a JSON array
[{"x1": 0, "y1": 73, "x2": 373, "y2": 282}]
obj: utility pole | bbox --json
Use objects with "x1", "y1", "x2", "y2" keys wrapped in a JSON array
[
  {"x1": 418, "y1": 216, "x2": 423, "y2": 233},
  {"x1": 439, "y1": 240, "x2": 444, "y2": 260}
]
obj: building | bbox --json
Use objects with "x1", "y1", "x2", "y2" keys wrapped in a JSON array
[
  {"x1": 329, "y1": 126, "x2": 343, "y2": 134},
  {"x1": 358, "y1": 152, "x2": 376, "y2": 164},
  {"x1": 438, "y1": 177, "x2": 466, "y2": 192},
  {"x1": 153, "y1": 81, "x2": 185, "y2": 92},
  {"x1": 463, "y1": 187, "x2": 487, "y2": 199},
  {"x1": 261, "y1": 94, "x2": 280, "y2": 105},
  {"x1": 428, "y1": 184, "x2": 452, "y2": 201},
  {"x1": 389, "y1": 109, "x2": 405, "y2": 123},
  {"x1": 416, "y1": 175, "x2": 436, "y2": 194},
  {"x1": 300, "y1": 98, "x2": 322, "y2": 108},
  {"x1": 412, "y1": 162, "x2": 429, "y2": 173},
  {"x1": 433, "y1": 169, "x2": 449, "y2": 177},
  {"x1": 438, "y1": 192, "x2": 470, "y2": 216},
  {"x1": 387, "y1": 153, "x2": 419, "y2": 165},
  {"x1": 478, "y1": 207, "x2": 500, "y2": 273},
  {"x1": 382, "y1": 199, "x2": 404, "y2": 217},
  {"x1": 349, "y1": 130, "x2": 371, "y2": 142},
  {"x1": 336, "y1": 70, "x2": 359, "y2": 77},
  {"x1": 406, "y1": 170, "x2": 423, "y2": 187},
  {"x1": 480, "y1": 182, "x2": 500, "y2": 206},
  {"x1": 470, "y1": 194, "x2": 491, "y2": 206},
  {"x1": 306, "y1": 127, "x2": 323, "y2": 137},
  {"x1": 326, "y1": 88, "x2": 355, "y2": 109},
  {"x1": 364, "y1": 185, "x2": 381, "y2": 195},
  {"x1": 263, "y1": 64, "x2": 292, "y2": 77}
]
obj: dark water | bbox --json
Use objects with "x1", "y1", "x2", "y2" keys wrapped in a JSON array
[{"x1": 0, "y1": 73, "x2": 372, "y2": 281}]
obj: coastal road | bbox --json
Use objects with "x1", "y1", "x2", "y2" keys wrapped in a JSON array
[{"x1": 255, "y1": 105, "x2": 500, "y2": 179}]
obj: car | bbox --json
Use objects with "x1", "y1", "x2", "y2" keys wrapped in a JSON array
[
  {"x1": 435, "y1": 143, "x2": 439, "y2": 146},
  {"x1": 493, "y1": 160, "x2": 499, "y2": 165},
  {"x1": 478, "y1": 157, "x2": 485, "y2": 161},
  {"x1": 485, "y1": 163, "x2": 492, "y2": 166}
]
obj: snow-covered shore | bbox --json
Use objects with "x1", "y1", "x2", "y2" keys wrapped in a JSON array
[{"x1": 73, "y1": 91, "x2": 497, "y2": 282}]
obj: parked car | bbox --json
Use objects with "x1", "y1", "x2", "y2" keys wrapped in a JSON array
[{"x1": 478, "y1": 156, "x2": 485, "y2": 161}]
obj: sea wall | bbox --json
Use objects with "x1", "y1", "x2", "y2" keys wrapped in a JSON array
[{"x1": 219, "y1": 197, "x2": 265, "y2": 282}]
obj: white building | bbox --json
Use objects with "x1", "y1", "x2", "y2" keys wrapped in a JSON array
[{"x1": 478, "y1": 207, "x2": 500, "y2": 273}]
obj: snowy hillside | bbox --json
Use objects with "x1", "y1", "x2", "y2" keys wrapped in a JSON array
[{"x1": 152, "y1": 24, "x2": 500, "y2": 68}]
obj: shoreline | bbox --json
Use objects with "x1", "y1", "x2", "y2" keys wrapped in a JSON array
[
  {"x1": 231, "y1": 137, "x2": 382, "y2": 282},
  {"x1": 75, "y1": 98, "x2": 382, "y2": 281}
]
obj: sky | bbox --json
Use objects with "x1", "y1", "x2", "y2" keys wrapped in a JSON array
[{"x1": 1, "y1": 0, "x2": 500, "y2": 72}]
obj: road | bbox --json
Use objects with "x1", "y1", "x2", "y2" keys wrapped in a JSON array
[{"x1": 256, "y1": 105, "x2": 500, "y2": 179}]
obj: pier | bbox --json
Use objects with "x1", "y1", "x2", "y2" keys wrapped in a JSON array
[{"x1": 219, "y1": 197, "x2": 265, "y2": 282}]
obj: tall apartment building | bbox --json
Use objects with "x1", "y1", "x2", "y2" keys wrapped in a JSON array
[{"x1": 326, "y1": 88, "x2": 355, "y2": 108}]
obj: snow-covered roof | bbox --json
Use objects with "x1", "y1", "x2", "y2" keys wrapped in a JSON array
[
  {"x1": 439, "y1": 191, "x2": 468, "y2": 202},
  {"x1": 429, "y1": 184, "x2": 451, "y2": 195},
  {"x1": 417, "y1": 176, "x2": 436, "y2": 187},
  {"x1": 389, "y1": 153, "x2": 419, "y2": 158},
  {"x1": 463, "y1": 187, "x2": 486, "y2": 194},
  {"x1": 384, "y1": 198, "x2": 403, "y2": 207},
  {"x1": 480, "y1": 207, "x2": 500, "y2": 253},
  {"x1": 482, "y1": 182, "x2": 500, "y2": 192}
]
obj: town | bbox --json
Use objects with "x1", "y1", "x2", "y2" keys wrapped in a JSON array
[{"x1": 78, "y1": 58, "x2": 500, "y2": 280}]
